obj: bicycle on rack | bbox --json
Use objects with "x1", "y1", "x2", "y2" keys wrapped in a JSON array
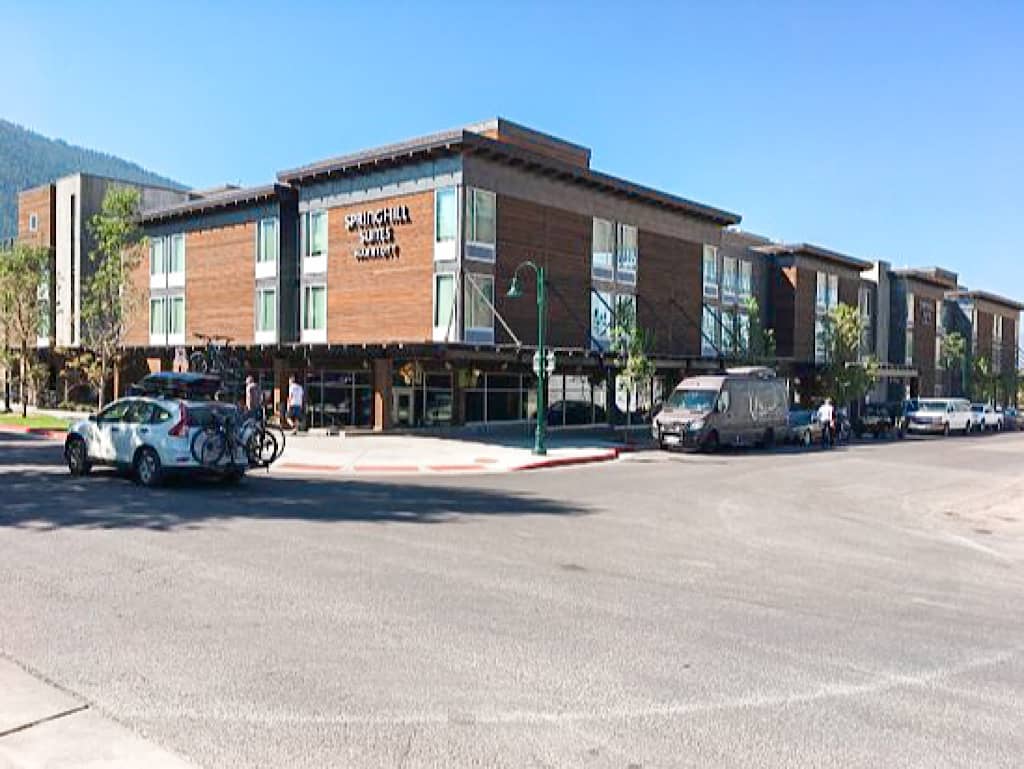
[{"x1": 190, "y1": 408, "x2": 286, "y2": 470}]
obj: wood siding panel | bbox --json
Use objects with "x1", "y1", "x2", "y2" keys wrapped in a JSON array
[
  {"x1": 637, "y1": 231, "x2": 701, "y2": 356},
  {"x1": 326, "y1": 190, "x2": 434, "y2": 343},
  {"x1": 186, "y1": 223, "x2": 256, "y2": 343}
]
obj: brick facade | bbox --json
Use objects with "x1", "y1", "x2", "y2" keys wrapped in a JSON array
[
  {"x1": 17, "y1": 185, "x2": 56, "y2": 249},
  {"x1": 324, "y1": 190, "x2": 435, "y2": 344},
  {"x1": 185, "y1": 222, "x2": 257, "y2": 344}
]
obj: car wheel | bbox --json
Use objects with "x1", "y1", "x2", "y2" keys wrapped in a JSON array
[
  {"x1": 221, "y1": 470, "x2": 244, "y2": 485},
  {"x1": 943, "y1": 422, "x2": 951, "y2": 437},
  {"x1": 65, "y1": 436, "x2": 92, "y2": 477},
  {"x1": 801, "y1": 430, "x2": 811, "y2": 447},
  {"x1": 134, "y1": 447, "x2": 163, "y2": 488},
  {"x1": 702, "y1": 430, "x2": 720, "y2": 453},
  {"x1": 762, "y1": 428, "x2": 776, "y2": 449}
]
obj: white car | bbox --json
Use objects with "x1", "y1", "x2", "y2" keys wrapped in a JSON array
[
  {"x1": 971, "y1": 403, "x2": 1004, "y2": 431},
  {"x1": 64, "y1": 396, "x2": 248, "y2": 487},
  {"x1": 906, "y1": 398, "x2": 973, "y2": 436}
]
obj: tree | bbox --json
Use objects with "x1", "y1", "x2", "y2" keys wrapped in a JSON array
[
  {"x1": 610, "y1": 297, "x2": 655, "y2": 440},
  {"x1": 741, "y1": 296, "x2": 776, "y2": 365},
  {"x1": 77, "y1": 186, "x2": 146, "y2": 408},
  {"x1": 939, "y1": 331, "x2": 967, "y2": 396},
  {"x1": 819, "y1": 302, "x2": 878, "y2": 407},
  {"x1": 971, "y1": 356, "x2": 997, "y2": 404},
  {"x1": 0, "y1": 242, "x2": 50, "y2": 417}
]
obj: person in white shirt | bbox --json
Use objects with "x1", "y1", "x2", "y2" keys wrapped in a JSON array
[
  {"x1": 817, "y1": 398, "x2": 836, "y2": 448},
  {"x1": 287, "y1": 376, "x2": 305, "y2": 434}
]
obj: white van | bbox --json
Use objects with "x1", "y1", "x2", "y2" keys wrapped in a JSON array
[
  {"x1": 652, "y1": 367, "x2": 789, "y2": 450},
  {"x1": 907, "y1": 397, "x2": 973, "y2": 436}
]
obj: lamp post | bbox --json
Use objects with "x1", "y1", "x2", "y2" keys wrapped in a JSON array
[{"x1": 507, "y1": 260, "x2": 547, "y2": 455}]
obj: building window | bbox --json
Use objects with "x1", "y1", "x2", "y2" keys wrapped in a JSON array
[
  {"x1": 815, "y1": 317, "x2": 828, "y2": 364},
  {"x1": 149, "y1": 297, "x2": 166, "y2": 339},
  {"x1": 702, "y1": 245, "x2": 718, "y2": 298},
  {"x1": 28, "y1": 213, "x2": 38, "y2": 232},
  {"x1": 738, "y1": 260, "x2": 752, "y2": 301},
  {"x1": 906, "y1": 291, "x2": 915, "y2": 327},
  {"x1": 465, "y1": 188, "x2": 496, "y2": 251},
  {"x1": 701, "y1": 304, "x2": 718, "y2": 357},
  {"x1": 168, "y1": 294, "x2": 185, "y2": 341},
  {"x1": 433, "y1": 273, "x2": 455, "y2": 332},
  {"x1": 435, "y1": 187, "x2": 457, "y2": 243},
  {"x1": 303, "y1": 284, "x2": 327, "y2": 331},
  {"x1": 905, "y1": 328, "x2": 914, "y2": 366},
  {"x1": 301, "y1": 210, "x2": 327, "y2": 258},
  {"x1": 591, "y1": 290, "x2": 613, "y2": 346},
  {"x1": 828, "y1": 275, "x2": 838, "y2": 308},
  {"x1": 615, "y1": 293, "x2": 637, "y2": 328},
  {"x1": 737, "y1": 312, "x2": 750, "y2": 352},
  {"x1": 722, "y1": 309, "x2": 736, "y2": 354},
  {"x1": 256, "y1": 288, "x2": 277, "y2": 334},
  {"x1": 150, "y1": 238, "x2": 165, "y2": 276},
  {"x1": 464, "y1": 274, "x2": 495, "y2": 336},
  {"x1": 592, "y1": 218, "x2": 615, "y2": 281},
  {"x1": 167, "y1": 234, "x2": 184, "y2": 273},
  {"x1": 258, "y1": 218, "x2": 278, "y2": 264},
  {"x1": 722, "y1": 256, "x2": 738, "y2": 303},
  {"x1": 616, "y1": 223, "x2": 638, "y2": 284}
]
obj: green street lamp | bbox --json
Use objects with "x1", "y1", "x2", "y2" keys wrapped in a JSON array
[{"x1": 507, "y1": 260, "x2": 548, "y2": 455}]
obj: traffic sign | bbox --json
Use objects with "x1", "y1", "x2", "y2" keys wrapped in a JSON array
[{"x1": 532, "y1": 350, "x2": 556, "y2": 376}]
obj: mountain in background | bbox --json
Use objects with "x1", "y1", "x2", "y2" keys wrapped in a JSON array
[{"x1": 0, "y1": 118, "x2": 187, "y2": 239}]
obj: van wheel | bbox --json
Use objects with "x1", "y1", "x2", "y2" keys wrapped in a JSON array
[
  {"x1": 943, "y1": 423, "x2": 951, "y2": 437},
  {"x1": 802, "y1": 430, "x2": 812, "y2": 447},
  {"x1": 134, "y1": 447, "x2": 163, "y2": 488},
  {"x1": 702, "y1": 430, "x2": 720, "y2": 453},
  {"x1": 762, "y1": 428, "x2": 775, "y2": 449}
]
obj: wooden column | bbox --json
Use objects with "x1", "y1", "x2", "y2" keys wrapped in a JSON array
[{"x1": 372, "y1": 358, "x2": 393, "y2": 432}]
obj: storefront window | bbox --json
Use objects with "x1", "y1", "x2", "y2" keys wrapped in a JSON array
[
  {"x1": 305, "y1": 370, "x2": 372, "y2": 429},
  {"x1": 465, "y1": 373, "x2": 531, "y2": 423}
]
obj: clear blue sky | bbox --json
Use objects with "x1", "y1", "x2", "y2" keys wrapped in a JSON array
[{"x1": 3, "y1": 1, "x2": 1022, "y2": 300}]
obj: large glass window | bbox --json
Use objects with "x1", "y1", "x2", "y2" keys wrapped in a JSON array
[
  {"x1": 906, "y1": 291, "x2": 915, "y2": 326},
  {"x1": 149, "y1": 297, "x2": 166, "y2": 335},
  {"x1": 616, "y1": 223, "x2": 638, "y2": 283},
  {"x1": 702, "y1": 245, "x2": 718, "y2": 298},
  {"x1": 701, "y1": 304, "x2": 717, "y2": 357},
  {"x1": 592, "y1": 218, "x2": 614, "y2": 279},
  {"x1": 615, "y1": 293, "x2": 637, "y2": 330},
  {"x1": 257, "y1": 289, "x2": 276, "y2": 332},
  {"x1": 905, "y1": 328, "x2": 914, "y2": 365},
  {"x1": 168, "y1": 295, "x2": 185, "y2": 336},
  {"x1": 737, "y1": 312, "x2": 751, "y2": 352},
  {"x1": 258, "y1": 218, "x2": 278, "y2": 263},
  {"x1": 828, "y1": 275, "x2": 838, "y2": 308},
  {"x1": 303, "y1": 285, "x2": 326, "y2": 331},
  {"x1": 815, "y1": 317, "x2": 828, "y2": 363},
  {"x1": 722, "y1": 309, "x2": 736, "y2": 354},
  {"x1": 738, "y1": 260, "x2": 753, "y2": 300},
  {"x1": 466, "y1": 188, "x2": 496, "y2": 247},
  {"x1": 302, "y1": 210, "x2": 327, "y2": 258},
  {"x1": 434, "y1": 274, "x2": 455, "y2": 330},
  {"x1": 591, "y1": 290, "x2": 613, "y2": 344},
  {"x1": 169, "y1": 234, "x2": 185, "y2": 274},
  {"x1": 435, "y1": 187, "x2": 457, "y2": 242},
  {"x1": 150, "y1": 238, "x2": 165, "y2": 276},
  {"x1": 816, "y1": 272, "x2": 828, "y2": 312},
  {"x1": 464, "y1": 274, "x2": 494, "y2": 331},
  {"x1": 722, "y1": 256, "x2": 738, "y2": 301}
]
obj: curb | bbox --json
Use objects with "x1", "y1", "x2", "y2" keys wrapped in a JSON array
[
  {"x1": 512, "y1": 449, "x2": 620, "y2": 472},
  {"x1": 0, "y1": 424, "x2": 67, "y2": 441}
]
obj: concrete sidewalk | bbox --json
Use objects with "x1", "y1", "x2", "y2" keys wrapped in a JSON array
[
  {"x1": 269, "y1": 430, "x2": 633, "y2": 476},
  {"x1": 0, "y1": 657, "x2": 195, "y2": 768}
]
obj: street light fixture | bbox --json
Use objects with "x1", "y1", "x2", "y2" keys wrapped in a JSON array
[{"x1": 507, "y1": 260, "x2": 547, "y2": 455}]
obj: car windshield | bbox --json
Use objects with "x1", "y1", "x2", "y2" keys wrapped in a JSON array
[
  {"x1": 789, "y1": 411, "x2": 812, "y2": 426},
  {"x1": 971, "y1": 405, "x2": 984, "y2": 412},
  {"x1": 918, "y1": 401, "x2": 947, "y2": 412},
  {"x1": 665, "y1": 389, "x2": 717, "y2": 411}
]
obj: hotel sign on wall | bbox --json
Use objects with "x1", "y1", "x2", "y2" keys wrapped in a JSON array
[{"x1": 345, "y1": 204, "x2": 411, "y2": 260}]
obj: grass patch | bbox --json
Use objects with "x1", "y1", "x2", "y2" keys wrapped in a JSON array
[{"x1": 0, "y1": 413, "x2": 71, "y2": 430}]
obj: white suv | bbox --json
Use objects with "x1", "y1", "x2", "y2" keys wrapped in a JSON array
[
  {"x1": 907, "y1": 398, "x2": 973, "y2": 436},
  {"x1": 971, "y1": 403, "x2": 1004, "y2": 432},
  {"x1": 64, "y1": 396, "x2": 248, "y2": 487}
]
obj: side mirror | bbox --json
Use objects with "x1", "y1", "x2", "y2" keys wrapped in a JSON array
[{"x1": 88, "y1": 414, "x2": 97, "y2": 423}]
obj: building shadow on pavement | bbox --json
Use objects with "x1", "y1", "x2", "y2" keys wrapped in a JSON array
[{"x1": 0, "y1": 435, "x2": 589, "y2": 532}]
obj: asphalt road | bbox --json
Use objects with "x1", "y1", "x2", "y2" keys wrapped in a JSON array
[{"x1": 1, "y1": 431, "x2": 1022, "y2": 768}]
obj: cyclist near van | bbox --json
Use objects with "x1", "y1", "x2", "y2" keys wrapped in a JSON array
[{"x1": 817, "y1": 397, "x2": 836, "y2": 448}]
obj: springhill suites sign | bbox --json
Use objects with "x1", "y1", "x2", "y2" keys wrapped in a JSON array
[{"x1": 345, "y1": 204, "x2": 411, "y2": 260}]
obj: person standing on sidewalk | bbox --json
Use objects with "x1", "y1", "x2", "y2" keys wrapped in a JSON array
[
  {"x1": 245, "y1": 376, "x2": 263, "y2": 421},
  {"x1": 287, "y1": 376, "x2": 305, "y2": 435},
  {"x1": 817, "y1": 397, "x2": 836, "y2": 448}
]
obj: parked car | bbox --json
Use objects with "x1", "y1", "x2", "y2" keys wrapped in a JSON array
[
  {"x1": 64, "y1": 395, "x2": 248, "y2": 487},
  {"x1": 906, "y1": 398, "x2": 973, "y2": 436},
  {"x1": 1002, "y1": 407, "x2": 1022, "y2": 431},
  {"x1": 970, "y1": 403, "x2": 1004, "y2": 431},
  {"x1": 652, "y1": 367, "x2": 788, "y2": 450},
  {"x1": 856, "y1": 403, "x2": 897, "y2": 438},
  {"x1": 547, "y1": 399, "x2": 608, "y2": 426},
  {"x1": 786, "y1": 409, "x2": 823, "y2": 447}
]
